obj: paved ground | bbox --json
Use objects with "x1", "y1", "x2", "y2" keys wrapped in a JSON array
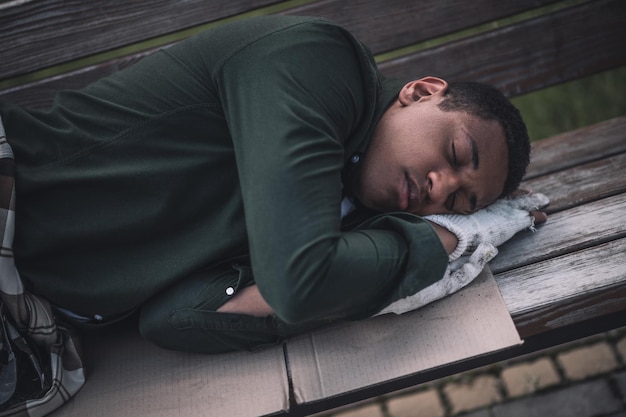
[{"x1": 316, "y1": 327, "x2": 626, "y2": 417}]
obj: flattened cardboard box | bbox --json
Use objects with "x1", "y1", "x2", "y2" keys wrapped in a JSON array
[
  {"x1": 51, "y1": 268, "x2": 520, "y2": 416},
  {"x1": 286, "y1": 268, "x2": 522, "y2": 405},
  {"x1": 51, "y1": 320, "x2": 289, "y2": 417}
]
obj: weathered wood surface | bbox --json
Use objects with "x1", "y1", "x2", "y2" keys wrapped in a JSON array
[
  {"x1": 0, "y1": 0, "x2": 280, "y2": 80},
  {"x1": 492, "y1": 115, "x2": 626, "y2": 338},
  {"x1": 282, "y1": 0, "x2": 561, "y2": 58},
  {"x1": 2, "y1": 0, "x2": 618, "y2": 109},
  {"x1": 512, "y1": 283, "x2": 626, "y2": 339},
  {"x1": 525, "y1": 116, "x2": 626, "y2": 179},
  {"x1": 522, "y1": 117, "x2": 626, "y2": 209},
  {"x1": 0, "y1": 0, "x2": 560, "y2": 80},
  {"x1": 379, "y1": 0, "x2": 626, "y2": 97},
  {"x1": 497, "y1": 238, "x2": 626, "y2": 337},
  {"x1": 523, "y1": 152, "x2": 626, "y2": 213},
  {"x1": 0, "y1": 49, "x2": 163, "y2": 109},
  {"x1": 492, "y1": 193, "x2": 626, "y2": 274}
]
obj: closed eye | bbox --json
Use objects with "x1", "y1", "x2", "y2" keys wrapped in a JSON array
[
  {"x1": 451, "y1": 142, "x2": 458, "y2": 167},
  {"x1": 446, "y1": 142, "x2": 458, "y2": 211}
]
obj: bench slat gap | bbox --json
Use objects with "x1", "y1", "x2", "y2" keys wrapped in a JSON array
[{"x1": 374, "y1": 0, "x2": 587, "y2": 64}]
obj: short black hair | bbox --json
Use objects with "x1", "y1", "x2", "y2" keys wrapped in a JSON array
[{"x1": 437, "y1": 81, "x2": 530, "y2": 197}]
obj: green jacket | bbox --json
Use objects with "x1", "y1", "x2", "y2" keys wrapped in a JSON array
[{"x1": 0, "y1": 16, "x2": 447, "y2": 323}]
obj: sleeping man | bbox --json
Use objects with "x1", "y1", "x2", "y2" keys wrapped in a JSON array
[{"x1": 0, "y1": 15, "x2": 547, "y2": 355}]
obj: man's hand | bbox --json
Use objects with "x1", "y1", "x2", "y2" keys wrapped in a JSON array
[
  {"x1": 377, "y1": 242, "x2": 498, "y2": 315},
  {"x1": 511, "y1": 189, "x2": 548, "y2": 224},
  {"x1": 217, "y1": 285, "x2": 274, "y2": 317},
  {"x1": 378, "y1": 191, "x2": 549, "y2": 316},
  {"x1": 425, "y1": 192, "x2": 549, "y2": 260}
]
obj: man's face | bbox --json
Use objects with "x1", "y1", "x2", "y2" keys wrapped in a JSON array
[{"x1": 351, "y1": 77, "x2": 509, "y2": 216}]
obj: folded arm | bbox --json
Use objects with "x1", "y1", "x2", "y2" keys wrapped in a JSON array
[{"x1": 213, "y1": 22, "x2": 448, "y2": 323}]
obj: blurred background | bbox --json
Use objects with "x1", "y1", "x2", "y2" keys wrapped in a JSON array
[{"x1": 513, "y1": 66, "x2": 626, "y2": 141}]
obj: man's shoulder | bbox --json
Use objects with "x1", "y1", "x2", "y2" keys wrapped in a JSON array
[
  {"x1": 226, "y1": 15, "x2": 362, "y2": 53},
  {"x1": 188, "y1": 15, "x2": 372, "y2": 74},
  {"x1": 227, "y1": 15, "x2": 346, "y2": 37}
]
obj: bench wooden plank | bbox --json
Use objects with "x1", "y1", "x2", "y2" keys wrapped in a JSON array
[
  {"x1": 522, "y1": 152, "x2": 626, "y2": 213},
  {"x1": 525, "y1": 116, "x2": 626, "y2": 179},
  {"x1": 0, "y1": 0, "x2": 564, "y2": 108},
  {"x1": 496, "y1": 237, "x2": 626, "y2": 337},
  {"x1": 282, "y1": 0, "x2": 561, "y2": 56},
  {"x1": 378, "y1": 0, "x2": 626, "y2": 97},
  {"x1": 4, "y1": 0, "x2": 622, "y2": 109},
  {"x1": 510, "y1": 282, "x2": 626, "y2": 338},
  {"x1": 491, "y1": 116, "x2": 626, "y2": 270},
  {"x1": 0, "y1": 0, "x2": 560, "y2": 81},
  {"x1": 0, "y1": 49, "x2": 162, "y2": 109},
  {"x1": 492, "y1": 193, "x2": 626, "y2": 273},
  {"x1": 0, "y1": 0, "x2": 281, "y2": 80}
]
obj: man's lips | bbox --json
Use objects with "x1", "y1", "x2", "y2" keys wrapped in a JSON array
[{"x1": 401, "y1": 173, "x2": 420, "y2": 211}]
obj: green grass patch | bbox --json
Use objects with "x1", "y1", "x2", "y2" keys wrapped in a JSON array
[{"x1": 512, "y1": 67, "x2": 626, "y2": 141}]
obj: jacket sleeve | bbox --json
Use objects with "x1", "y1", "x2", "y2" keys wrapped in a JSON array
[{"x1": 213, "y1": 21, "x2": 448, "y2": 323}]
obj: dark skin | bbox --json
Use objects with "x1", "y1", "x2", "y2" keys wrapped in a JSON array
[{"x1": 218, "y1": 77, "x2": 547, "y2": 317}]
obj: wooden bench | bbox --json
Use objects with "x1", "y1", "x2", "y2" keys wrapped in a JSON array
[{"x1": 2, "y1": 1, "x2": 625, "y2": 416}]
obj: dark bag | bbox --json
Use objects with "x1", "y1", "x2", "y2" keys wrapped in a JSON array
[
  {"x1": 0, "y1": 118, "x2": 86, "y2": 417},
  {"x1": 0, "y1": 308, "x2": 48, "y2": 409}
]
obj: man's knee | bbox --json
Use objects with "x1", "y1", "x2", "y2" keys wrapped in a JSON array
[{"x1": 139, "y1": 301, "x2": 283, "y2": 354}]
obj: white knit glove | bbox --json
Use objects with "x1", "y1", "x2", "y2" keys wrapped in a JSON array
[
  {"x1": 377, "y1": 242, "x2": 498, "y2": 316},
  {"x1": 425, "y1": 193, "x2": 549, "y2": 261}
]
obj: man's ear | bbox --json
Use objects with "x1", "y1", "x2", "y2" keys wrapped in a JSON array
[{"x1": 398, "y1": 77, "x2": 448, "y2": 106}]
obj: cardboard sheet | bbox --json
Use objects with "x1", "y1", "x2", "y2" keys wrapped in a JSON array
[
  {"x1": 50, "y1": 268, "x2": 518, "y2": 416},
  {"x1": 286, "y1": 267, "x2": 522, "y2": 404},
  {"x1": 51, "y1": 319, "x2": 289, "y2": 417}
]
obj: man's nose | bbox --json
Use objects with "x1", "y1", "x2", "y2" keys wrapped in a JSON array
[{"x1": 427, "y1": 170, "x2": 460, "y2": 205}]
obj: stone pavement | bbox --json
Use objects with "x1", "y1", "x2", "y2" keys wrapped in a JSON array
[{"x1": 317, "y1": 327, "x2": 626, "y2": 417}]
